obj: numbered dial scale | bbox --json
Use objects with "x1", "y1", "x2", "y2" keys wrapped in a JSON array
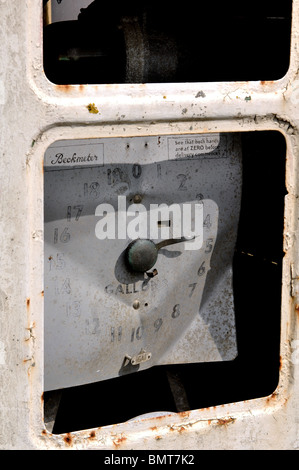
[{"x1": 44, "y1": 133, "x2": 242, "y2": 391}]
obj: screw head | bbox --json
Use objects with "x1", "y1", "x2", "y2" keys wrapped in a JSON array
[{"x1": 133, "y1": 194, "x2": 142, "y2": 204}]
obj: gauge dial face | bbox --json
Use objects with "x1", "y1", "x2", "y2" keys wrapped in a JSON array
[{"x1": 44, "y1": 133, "x2": 242, "y2": 391}]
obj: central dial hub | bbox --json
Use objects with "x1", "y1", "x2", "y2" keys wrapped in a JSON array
[{"x1": 125, "y1": 239, "x2": 158, "y2": 273}]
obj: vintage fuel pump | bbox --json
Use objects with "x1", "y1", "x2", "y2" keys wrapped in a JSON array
[
  {"x1": 41, "y1": 0, "x2": 292, "y2": 430},
  {"x1": 40, "y1": 1, "x2": 292, "y2": 436},
  {"x1": 0, "y1": 0, "x2": 298, "y2": 450}
]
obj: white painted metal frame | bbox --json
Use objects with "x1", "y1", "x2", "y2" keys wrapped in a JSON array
[{"x1": 0, "y1": 0, "x2": 298, "y2": 449}]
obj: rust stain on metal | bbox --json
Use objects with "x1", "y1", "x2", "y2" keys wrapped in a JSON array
[
  {"x1": 177, "y1": 426, "x2": 187, "y2": 433},
  {"x1": 41, "y1": 290, "x2": 44, "y2": 297},
  {"x1": 260, "y1": 80, "x2": 275, "y2": 86},
  {"x1": 266, "y1": 391, "x2": 278, "y2": 405},
  {"x1": 137, "y1": 413, "x2": 170, "y2": 424},
  {"x1": 113, "y1": 435, "x2": 127, "y2": 448},
  {"x1": 54, "y1": 83, "x2": 98, "y2": 94},
  {"x1": 89, "y1": 430, "x2": 96, "y2": 440},
  {"x1": 55, "y1": 84, "x2": 72, "y2": 93},
  {"x1": 203, "y1": 406, "x2": 217, "y2": 411},
  {"x1": 279, "y1": 355, "x2": 283, "y2": 371},
  {"x1": 26, "y1": 298, "x2": 30, "y2": 310},
  {"x1": 23, "y1": 357, "x2": 32, "y2": 364},
  {"x1": 63, "y1": 433, "x2": 73, "y2": 446},
  {"x1": 154, "y1": 414, "x2": 169, "y2": 420},
  {"x1": 178, "y1": 410, "x2": 191, "y2": 419},
  {"x1": 169, "y1": 425, "x2": 187, "y2": 433},
  {"x1": 216, "y1": 417, "x2": 235, "y2": 426}
]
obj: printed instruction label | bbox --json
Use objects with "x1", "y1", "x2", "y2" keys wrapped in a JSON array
[
  {"x1": 44, "y1": 139, "x2": 104, "y2": 170},
  {"x1": 168, "y1": 134, "x2": 221, "y2": 160}
]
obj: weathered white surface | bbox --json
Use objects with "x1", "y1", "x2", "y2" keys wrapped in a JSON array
[{"x1": 0, "y1": 0, "x2": 298, "y2": 449}]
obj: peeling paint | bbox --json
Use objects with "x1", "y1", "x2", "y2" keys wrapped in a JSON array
[
  {"x1": 216, "y1": 417, "x2": 236, "y2": 426},
  {"x1": 273, "y1": 114, "x2": 296, "y2": 134},
  {"x1": 113, "y1": 435, "x2": 127, "y2": 448}
]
